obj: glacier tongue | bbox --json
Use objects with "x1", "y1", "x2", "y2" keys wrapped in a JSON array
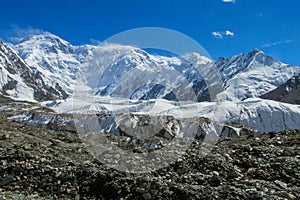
[
  {"x1": 164, "y1": 98, "x2": 300, "y2": 134},
  {"x1": 50, "y1": 95, "x2": 300, "y2": 134}
]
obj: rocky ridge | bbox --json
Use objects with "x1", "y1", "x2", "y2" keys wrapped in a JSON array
[{"x1": 261, "y1": 71, "x2": 300, "y2": 104}]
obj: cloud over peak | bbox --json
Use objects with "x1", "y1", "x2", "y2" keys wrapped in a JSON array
[{"x1": 4, "y1": 25, "x2": 47, "y2": 44}]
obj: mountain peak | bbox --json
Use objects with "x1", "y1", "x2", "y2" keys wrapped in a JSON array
[
  {"x1": 18, "y1": 32, "x2": 71, "y2": 47},
  {"x1": 245, "y1": 48, "x2": 265, "y2": 59},
  {"x1": 16, "y1": 32, "x2": 75, "y2": 58},
  {"x1": 182, "y1": 52, "x2": 212, "y2": 66},
  {"x1": 252, "y1": 48, "x2": 262, "y2": 54}
]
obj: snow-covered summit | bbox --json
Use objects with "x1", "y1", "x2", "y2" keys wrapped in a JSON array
[
  {"x1": 0, "y1": 40, "x2": 67, "y2": 101},
  {"x1": 215, "y1": 49, "x2": 297, "y2": 101},
  {"x1": 79, "y1": 43, "x2": 206, "y2": 101},
  {"x1": 15, "y1": 33, "x2": 95, "y2": 94},
  {"x1": 18, "y1": 32, "x2": 72, "y2": 52}
]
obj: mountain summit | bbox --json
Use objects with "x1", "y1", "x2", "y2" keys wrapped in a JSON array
[
  {"x1": 16, "y1": 33, "x2": 94, "y2": 94},
  {"x1": 0, "y1": 40, "x2": 67, "y2": 101},
  {"x1": 215, "y1": 49, "x2": 297, "y2": 101}
]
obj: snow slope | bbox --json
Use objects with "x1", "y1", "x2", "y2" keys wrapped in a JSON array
[
  {"x1": 16, "y1": 33, "x2": 94, "y2": 94},
  {"x1": 75, "y1": 44, "x2": 213, "y2": 102},
  {"x1": 261, "y1": 70, "x2": 300, "y2": 104},
  {"x1": 76, "y1": 45, "x2": 298, "y2": 103},
  {"x1": 0, "y1": 40, "x2": 67, "y2": 101},
  {"x1": 215, "y1": 49, "x2": 297, "y2": 101}
]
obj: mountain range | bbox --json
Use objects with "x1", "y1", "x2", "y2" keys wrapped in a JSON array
[
  {"x1": 1, "y1": 32, "x2": 299, "y2": 103},
  {"x1": 0, "y1": 32, "x2": 300, "y2": 134}
]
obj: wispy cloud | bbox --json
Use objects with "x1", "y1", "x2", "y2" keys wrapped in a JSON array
[
  {"x1": 256, "y1": 13, "x2": 264, "y2": 17},
  {"x1": 261, "y1": 39, "x2": 293, "y2": 48},
  {"x1": 89, "y1": 38, "x2": 101, "y2": 45},
  {"x1": 5, "y1": 25, "x2": 47, "y2": 43},
  {"x1": 212, "y1": 30, "x2": 235, "y2": 39},
  {"x1": 222, "y1": 0, "x2": 236, "y2": 3}
]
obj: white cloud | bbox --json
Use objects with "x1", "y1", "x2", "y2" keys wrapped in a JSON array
[
  {"x1": 222, "y1": 0, "x2": 236, "y2": 3},
  {"x1": 212, "y1": 31, "x2": 223, "y2": 39},
  {"x1": 7, "y1": 25, "x2": 47, "y2": 43},
  {"x1": 225, "y1": 30, "x2": 234, "y2": 37},
  {"x1": 261, "y1": 39, "x2": 293, "y2": 48},
  {"x1": 212, "y1": 30, "x2": 235, "y2": 39}
]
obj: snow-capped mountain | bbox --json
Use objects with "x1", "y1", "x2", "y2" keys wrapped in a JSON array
[
  {"x1": 0, "y1": 40, "x2": 67, "y2": 101},
  {"x1": 1, "y1": 32, "x2": 298, "y2": 105},
  {"x1": 1, "y1": 32, "x2": 299, "y2": 137},
  {"x1": 77, "y1": 44, "x2": 213, "y2": 102},
  {"x1": 78, "y1": 45, "x2": 298, "y2": 103},
  {"x1": 214, "y1": 49, "x2": 297, "y2": 101},
  {"x1": 15, "y1": 33, "x2": 94, "y2": 94},
  {"x1": 261, "y1": 71, "x2": 300, "y2": 104}
]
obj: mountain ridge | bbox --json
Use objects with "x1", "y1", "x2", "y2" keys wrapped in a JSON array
[
  {"x1": 0, "y1": 32, "x2": 299, "y2": 104},
  {"x1": 261, "y1": 71, "x2": 300, "y2": 104},
  {"x1": 0, "y1": 40, "x2": 68, "y2": 101}
]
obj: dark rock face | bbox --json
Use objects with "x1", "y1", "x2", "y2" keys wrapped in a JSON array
[
  {"x1": 0, "y1": 98, "x2": 299, "y2": 199},
  {"x1": 261, "y1": 72, "x2": 300, "y2": 104}
]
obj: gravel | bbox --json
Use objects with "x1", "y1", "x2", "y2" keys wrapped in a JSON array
[{"x1": 0, "y1": 97, "x2": 299, "y2": 199}]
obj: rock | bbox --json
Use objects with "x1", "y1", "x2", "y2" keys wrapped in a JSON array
[
  {"x1": 227, "y1": 171, "x2": 239, "y2": 179},
  {"x1": 14, "y1": 185, "x2": 21, "y2": 190},
  {"x1": 1, "y1": 134, "x2": 9, "y2": 140},
  {"x1": 142, "y1": 192, "x2": 152, "y2": 200},
  {"x1": 75, "y1": 194, "x2": 80, "y2": 200},
  {"x1": 209, "y1": 175, "x2": 221, "y2": 187},
  {"x1": 274, "y1": 180, "x2": 288, "y2": 189},
  {"x1": 283, "y1": 148, "x2": 295, "y2": 156},
  {"x1": 0, "y1": 160, "x2": 7, "y2": 166},
  {"x1": 97, "y1": 171, "x2": 109, "y2": 180},
  {"x1": 0, "y1": 175, "x2": 14, "y2": 186},
  {"x1": 275, "y1": 191, "x2": 296, "y2": 200}
]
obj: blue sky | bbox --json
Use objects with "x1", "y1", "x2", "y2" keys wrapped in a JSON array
[{"x1": 0, "y1": 0, "x2": 300, "y2": 65}]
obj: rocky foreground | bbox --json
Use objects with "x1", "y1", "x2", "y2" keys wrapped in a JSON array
[{"x1": 0, "y1": 103, "x2": 299, "y2": 199}]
